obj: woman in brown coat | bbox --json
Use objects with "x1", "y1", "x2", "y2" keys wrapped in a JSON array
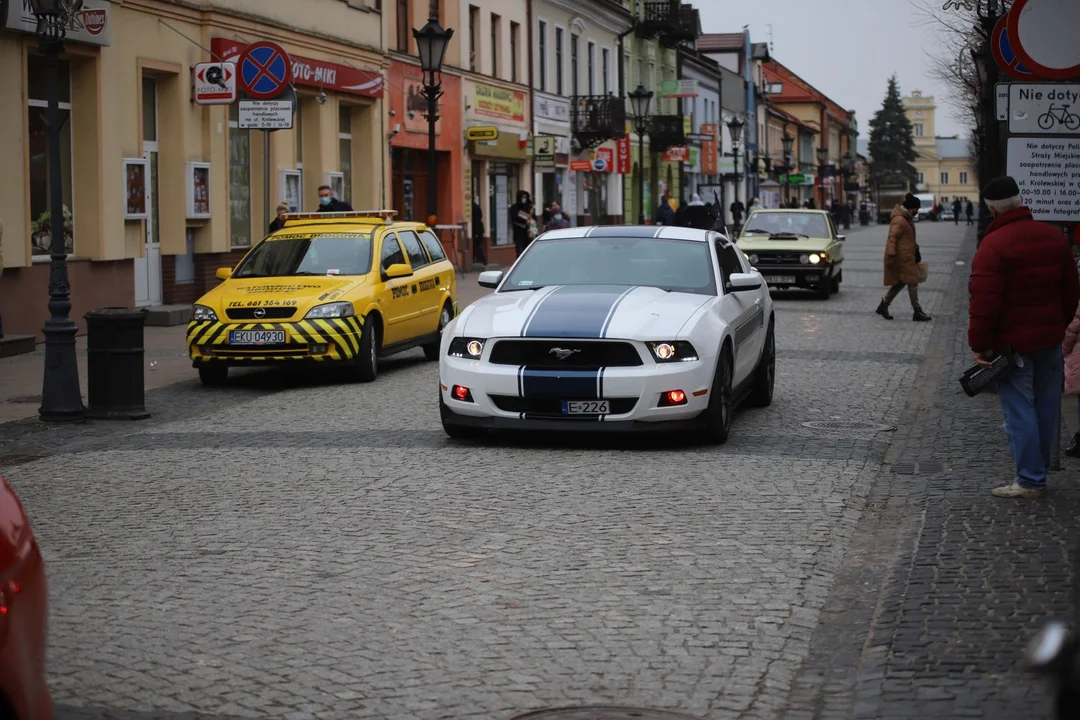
[{"x1": 876, "y1": 193, "x2": 931, "y2": 322}]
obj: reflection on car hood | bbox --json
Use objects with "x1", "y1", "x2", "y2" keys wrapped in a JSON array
[{"x1": 462, "y1": 284, "x2": 711, "y2": 339}]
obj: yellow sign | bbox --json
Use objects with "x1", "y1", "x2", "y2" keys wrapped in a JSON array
[{"x1": 466, "y1": 126, "x2": 500, "y2": 142}]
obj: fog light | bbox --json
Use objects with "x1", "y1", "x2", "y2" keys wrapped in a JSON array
[
  {"x1": 310, "y1": 343, "x2": 329, "y2": 354},
  {"x1": 659, "y1": 389, "x2": 688, "y2": 407},
  {"x1": 452, "y1": 385, "x2": 474, "y2": 402}
]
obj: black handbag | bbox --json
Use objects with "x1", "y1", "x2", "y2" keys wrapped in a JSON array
[
  {"x1": 915, "y1": 244, "x2": 922, "y2": 263},
  {"x1": 959, "y1": 347, "x2": 1017, "y2": 397}
]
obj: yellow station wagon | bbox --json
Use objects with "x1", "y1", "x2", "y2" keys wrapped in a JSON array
[
  {"x1": 186, "y1": 211, "x2": 457, "y2": 385},
  {"x1": 735, "y1": 209, "x2": 846, "y2": 300}
]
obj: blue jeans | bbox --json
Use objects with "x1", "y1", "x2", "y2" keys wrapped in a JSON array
[{"x1": 997, "y1": 345, "x2": 1063, "y2": 488}]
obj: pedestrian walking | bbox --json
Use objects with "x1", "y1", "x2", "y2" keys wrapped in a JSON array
[
  {"x1": 268, "y1": 202, "x2": 290, "y2": 233},
  {"x1": 674, "y1": 196, "x2": 690, "y2": 228},
  {"x1": 966, "y1": 200, "x2": 975, "y2": 226},
  {"x1": 683, "y1": 193, "x2": 710, "y2": 229},
  {"x1": 969, "y1": 176, "x2": 1080, "y2": 498},
  {"x1": 316, "y1": 185, "x2": 353, "y2": 212},
  {"x1": 655, "y1": 196, "x2": 675, "y2": 226},
  {"x1": 730, "y1": 198, "x2": 745, "y2": 228},
  {"x1": 544, "y1": 203, "x2": 570, "y2": 231},
  {"x1": 876, "y1": 193, "x2": 931, "y2": 322},
  {"x1": 510, "y1": 190, "x2": 535, "y2": 257},
  {"x1": 471, "y1": 197, "x2": 487, "y2": 265},
  {"x1": 952, "y1": 198, "x2": 962, "y2": 225}
]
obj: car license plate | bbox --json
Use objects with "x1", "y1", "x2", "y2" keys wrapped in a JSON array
[
  {"x1": 562, "y1": 400, "x2": 610, "y2": 415},
  {"x1": 765, "y1": 275, "x2": 796, "y2": 285},
  {"x1": 228, "y1": 330, "x2": 285, "y2": 345}
]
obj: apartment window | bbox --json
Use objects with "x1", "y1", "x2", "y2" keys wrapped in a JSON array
[
  {"x1": 28, "y1": 55, "x2": 74, "y2": 256},
  {"x1": 571, "y1": 34, "x2": 579, "y2": 96},
  {"x1": 228, "y1": 103, "x2": 251, "y2": 248},
  {"x1": 396, "y1": 0, "x2": 409, "y2": 52},
  {"x1": 510, "y1": 22, "x2": 519, "y2": 83},
  {"x1": 339, "y1": 106, "x2": 353, "y2": 206},
  {"x1": 602, "y1": 48, "x2": 610, "y2": 94},
  {"x1": 428, "y1": 0, "x2": 439, "y2": 20},
  {"x1": 960, "y1": 171, "x2": 969, "y2": 184},
  {"x1": 538, "y1": 21, "x2": 547, "y2": 90},
  {"x1": 940, "y1": 171, "x2": 949, "y2": 185},
  {"x1": 917, "y1": 171, "x2": 925, "y2": 184},
  {"x1": 555, "y1": 28, "x2": 564, "y2": 95},
  {"x1": 491, "y1": 14, "x2": 500, "y2": 78},
  {"x1": 914, "y1": 123, "x2": 924, "y2": 137},
  {"x1": 469, "y1": 6, "x2": 479, "y2": 72},
  {"x1": 587, "y1": 41, "x2": 595, "y2": 95}
]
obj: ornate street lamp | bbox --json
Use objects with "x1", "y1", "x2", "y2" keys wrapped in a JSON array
[
  {"x1": 629, "y1": 84, "x2": 653, "y2": 225},
  {"x1": 781, "y1": 133, "x2": 794, "y2": 206},
  {"x1": 727, "y1": 116, "x2": 745, "y2": 207},
  {"x1": 816, "y1": 145, "x2": 828, "y2": 208},
  {"x1": 30, "y1": 0, "x2": 84, "y2": 422},
  {"x1": 413, "y1": 17, "x2": 454, "y2": 222}
]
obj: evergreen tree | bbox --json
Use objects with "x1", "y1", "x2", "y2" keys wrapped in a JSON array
[{"x1": 868, "y1": 75, "x2": 918, "y2": 188}]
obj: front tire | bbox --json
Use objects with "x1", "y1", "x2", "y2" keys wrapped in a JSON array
[
  {"x1": 747, "y1": 320, "x2": 775, "y2": 408},
  {"x1": 700, "y1": 347, "x2": 734, "y2": 445},
  {"x1": 440, "y1": 389, "x2": 487, "y2": 439},
  {"x1": 198, "y1": 364, "x2": 228, "y2": 386},
  {"x1": 354, "y1": 316, "x2": 378, "y2": 382},
  {"x1": 424, "y1": 303, "x2": 452, "y2": 361}
]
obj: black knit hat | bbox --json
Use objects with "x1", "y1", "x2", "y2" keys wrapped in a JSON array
[
  {"x1": 902, "y1": 193, "x2": 921, "y2": 210},
  {"x1": 983, "y1": 176, "x2": 1021, "y2": 201}
]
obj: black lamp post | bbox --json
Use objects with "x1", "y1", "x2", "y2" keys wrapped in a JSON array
[
  {"x1": 727, "y1": 117, "x2": 745, "y2": 210},
  {"x1": 413, "y1": 16, "x2": 453, "y2": 222},
  {"x1": 781, "y1": 133, "x2": 794, "y2": 206},
  {"x1": 970, "y1": 1, "x2": 1002, "y2": 246},
  {"x1": 816, "y1": 145, "x2": 828, "y2": 209},
  {"x1": 31, "y1": 0, "x2": 84, "y2": 423},
  {"x1": 629, "y1": 84, "x2": 653, "y2": 225}
]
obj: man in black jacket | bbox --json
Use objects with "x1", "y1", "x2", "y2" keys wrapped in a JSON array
[{"x1": 317, "y1": 185, "x2": 353, "y2": 212}]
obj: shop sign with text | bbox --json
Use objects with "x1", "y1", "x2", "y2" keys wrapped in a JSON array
[
  {"x1": 212, "y1": 38, "x2": 384, "y2": 98},
  {"x1": 701, "y1": 124, "x2": 718, "y2": 175},
  {"x1": 664, "y1": 146, "x2": 690, "y2": 162},
  {"x1": 617, "y1": 135, "x2": 631, "y2": 174},
  {"x1": 474, "y1": 83, "x2": 526, "y2": 123}
]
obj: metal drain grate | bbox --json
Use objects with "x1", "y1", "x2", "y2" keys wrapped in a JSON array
[
  {"x1": 891, "y1": 461, "x2": 950, "y2": 475},
  {"x1": 801, "y1": 420, "x2": 895, "y2": 432},
  {"x1": 510, "y1": 709, "x2": 702, "y2": 720},
  {"x1": 0, "y1": 453, "x2": 49, "y2": 468}
]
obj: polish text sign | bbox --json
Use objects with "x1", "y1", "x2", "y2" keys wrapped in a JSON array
[
  {"x1": 1008, "y1": 83, "x2": 1080, "y2": 133},
  {"x1": 616, "y1": 135, "x2": 631, "y2": 174},
  {"x1": 1005, "y1": 137, "x2": 1080, "y2": 221}
]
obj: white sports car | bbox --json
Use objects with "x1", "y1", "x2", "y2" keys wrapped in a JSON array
[{"x1": 438, "y1": 225, "x2": 776, "y2": 443}]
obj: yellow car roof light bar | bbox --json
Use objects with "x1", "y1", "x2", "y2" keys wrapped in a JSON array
[{"x1": 282, "y1": 210, "x2": 399, "y2": 223}]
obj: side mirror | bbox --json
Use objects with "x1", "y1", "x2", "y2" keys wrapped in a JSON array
[
  {"x1": 836, "y1": 234, "x2": 846, "y2": 242},
  {"x1": 726, "y1": 272, "x2": 762, "y2": 292},
  {"x1": 478, "y1": 270, "x2": 504, "y2": 289},
  {"x1": 384, "y1": 263, "x2": 413, "y2": 279},
  {"x1": 215, "y1": 267, "x2": 232, "y2": 281}
]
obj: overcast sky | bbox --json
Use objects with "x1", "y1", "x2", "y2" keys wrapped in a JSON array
[{"x1": 697, "y1": 0, "x2": 966, "y2": 139}]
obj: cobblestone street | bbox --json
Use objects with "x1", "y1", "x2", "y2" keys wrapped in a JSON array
[{"x1": 2, "y1": 219, "x2": 1072, "y2": 719}]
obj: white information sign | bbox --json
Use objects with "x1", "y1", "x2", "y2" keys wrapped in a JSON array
[
  {"x1": 238, "y1": 100, "x2": 294, "y2": 130},
  {"x1": 1008, "y1": 84, "x2": 1080, "y2": 133},
  {"x1": 1006, "y1": 137, "x2": 1080, "y2": 222},
  {"x1": 996, "y1": 83, "x2": 1009, "y2": 122}
]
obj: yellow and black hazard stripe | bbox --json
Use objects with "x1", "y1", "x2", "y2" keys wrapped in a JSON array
[{"x1": 186, "y1": 316, "x2": 365, "y2": 362}]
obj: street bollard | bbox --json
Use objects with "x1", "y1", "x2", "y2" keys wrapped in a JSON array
[{"x1": 84, "y1": 307, "x2": 150, "y2": 420}]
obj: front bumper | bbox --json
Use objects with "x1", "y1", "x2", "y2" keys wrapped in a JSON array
[
  {"x1": 439, "y1": 350, "x2": 716, "y2": 428},
  {"x1": 186, "y1": 317, "x2": 364, "y2": 365},
  {"x1": 754, "y1": 265, "x2": 829, "y2": 288}
]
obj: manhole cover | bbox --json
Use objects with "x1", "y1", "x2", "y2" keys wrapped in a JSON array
[
  {"x1": 801, "y1": 420, "x2": 895, "y2": 432},
  {"x1": 509, "y1": 709, "x2": 702, "y2": 720}
]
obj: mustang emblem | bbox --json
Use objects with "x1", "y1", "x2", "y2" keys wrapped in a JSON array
[
  {"x1": 253, "y1": 308, "x2": 266, "y2": 319},
  {"x1": 548, "y1": 347, "x2": 581, "y2": 360}
]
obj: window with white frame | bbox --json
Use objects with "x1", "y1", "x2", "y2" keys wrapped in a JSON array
[
  {"x1": 229, "y1": 103, "x2": 252, "y2": 248},
  {"x1": 960, "y1": 171, "x2": 968, "y2": 184},
  {"x1": 914, "y1": 123, "x2": 924, "y2": 137},
  {"x1": 28, "y1": 55, "x2": 74, "y2": 256},
  {"x1": 940, "y1": 171, "x2": 949, "y2": 185},
  {"x1": 339, "y1": 105, "x2": 353, "y2": 206},
  {"x1": 917, "y1": 171, "x2": 925, "y2": 183}
]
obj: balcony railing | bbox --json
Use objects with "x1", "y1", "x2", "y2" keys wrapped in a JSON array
[
  {"x1": 636, "y1": 0, "x2": 695, "y2": 44},
  {"x1": 658, "y1": 5, "x2": 699, "y2": 47},
  {"x1": 571, "y1": 95, "x2": 627, "y2": 149},
  {"x1": 648, "y1": 115, "x2": 685, "y2": 152}
]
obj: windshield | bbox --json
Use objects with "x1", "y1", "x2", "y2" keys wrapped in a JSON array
[
  {"x1": 742, "y1": 212, "x2": 830, "y2": 237},
  {"x1": 502, "y1": 237, "x2": 716, "y2": 295},
  {"x1": 232, "y1": 232, "x2": 373, "y2": 278}
]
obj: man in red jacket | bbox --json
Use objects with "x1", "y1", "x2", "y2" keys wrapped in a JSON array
[{"x1": 969, "y1": 176, "x2": 1080, "y2": 498}]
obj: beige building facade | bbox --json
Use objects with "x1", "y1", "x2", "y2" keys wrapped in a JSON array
[
  {"x1": 903, "y1": 90, "x2": 978, "y2": 205},
  {"x1": 0, "y1": 0, "x2": 387, "y2": 338}
]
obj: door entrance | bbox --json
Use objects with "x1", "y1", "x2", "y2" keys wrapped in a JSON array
[{"x1": 135, "y1": 77, "x2": 162, "y2": 307}]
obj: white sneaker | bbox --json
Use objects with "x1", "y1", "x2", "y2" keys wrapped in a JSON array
[{"x1": 992, "y1": 482, "x2": 1046, "y2": 499}]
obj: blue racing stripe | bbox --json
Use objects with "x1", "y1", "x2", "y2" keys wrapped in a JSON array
[
  {"x1": 520, "y1": 368, "x2": 600, "y2": 399},
  {"x1": 522, "y1": 285, "x2": 632, "y2": 338}
]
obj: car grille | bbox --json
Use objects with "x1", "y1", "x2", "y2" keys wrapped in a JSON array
[
  {"x1": 490, "y1": 396, "x2": 639, "y2": 415},
  {"x1": 752, "y1": 252, "x2": 806, "y2": 266},
  {"x1": 225, "y1": 307, "x2": 298, "y2": 320},
  {"x1": 489, "y1": 340, "x2": 643, "y2": 367}
]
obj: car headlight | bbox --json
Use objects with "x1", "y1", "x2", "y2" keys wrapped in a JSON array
[
  {"x1": 809, "y1": 253, "x2": 822, "y2": 265},
  {"x1": 305, "y1": 302, "x2": 355, "y2": 319},
  {"x1": 448, "y1": 337, "x2": 486, "y2": 358},
  {"x1": 192, "y1": 304, "x2": 218, "y2": 321},
  {"x1": 647, "y1": 341, "x2": 698, "y2": 363},
  {"x1": 749, "y1": 253, "x2": 759, "y2": 265}
]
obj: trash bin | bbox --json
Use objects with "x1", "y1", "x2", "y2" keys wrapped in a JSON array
[{"x1": 84, "y1": 307, "x2": 150, "y2": 420}]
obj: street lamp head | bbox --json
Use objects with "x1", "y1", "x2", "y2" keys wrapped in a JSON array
[
  {"x1": 628, "y1": 84, "x2": 653, "y2": 122},
  {"x1": 413, "y1": 17, "x2": 454, "y2": 75},
  {"x1": 726, "y1": 116, "x2": 745, "y2": 145},
  {"x1": 781, "y1": 133, "x2": 794, "y2": 157},
  {"x1": 28, "y1": 0, "x2": 81, "y2": 17},
  {"x1": 816, "y1": 146, "x2": 827, "y2": 165}
]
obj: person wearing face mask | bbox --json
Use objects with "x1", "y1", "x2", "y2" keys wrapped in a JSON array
[
  {"x1": 969, "y1": 176, "x2": 1080, "y2": 499},
  {"x1": 544, "y1": 203, "x2": 570, "y2": 231},
  {"x1": 316, "y1": 185, "x2": 353, "y2": 212}
]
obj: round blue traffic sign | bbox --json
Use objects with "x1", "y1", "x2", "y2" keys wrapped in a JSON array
[
  {"x1": 592, "y1": 157, "x2": 608, "y2": 172},
  {"x1": 238, "y1": 41, "x2": 293, "y2": 100}
]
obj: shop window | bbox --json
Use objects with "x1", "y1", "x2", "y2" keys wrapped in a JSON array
[
  {"x1": 396, "y1": 0, "x2": 409, "y2": 52},
  {"x1": 228, "y1": 103, "x2": 252, "y2": 248},
  {"x1": 339, "y1": 106, "x2": 353, "y2": 206},
  {"x1": 28, "y1": 55, "x2": 74, "y2": 257},
  {"x1": 419, "y1": 229, "x2": 447, "y2": 262},
  {"x1": 398, "y1": 230, "x2": 429, "y2": 268}
]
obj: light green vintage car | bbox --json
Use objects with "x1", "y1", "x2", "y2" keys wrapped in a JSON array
[{"x1": 735, "y1": 209, "x2": 846, "y2": 300}]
